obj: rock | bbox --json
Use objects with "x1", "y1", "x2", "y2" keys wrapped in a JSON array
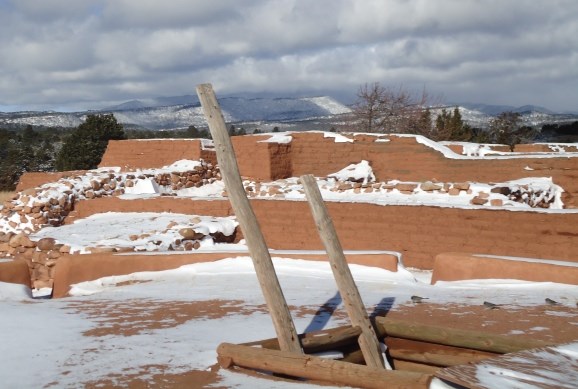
[
  {"x1": 448, "y1": 188, "x2": 461, "y2": 196},
  {"x1": 0, "y1": 232, "x2": 13, "y2": 243},
  {"x1": 59, "y1": 245, "x2": 71, "y2": 254},
  {"x1": 395, "y1": 183, "x2": 417, "y2": 192},
  {"x1": 33, "y1": 279, "x2": 53, "y2": 290},
  {"x1": 491, "y1": 186, "x2": 511, "y2": 196},
  {"x1": 179, "y1": 228, "x2": 205, "y2": 240},
  {"x1": 478, "y1": 192, "x2": 490, "y2": 199},
  {"x1": 420, "y1": 182, "x2": 442, "y2": 191},
  {"x1": 336, "y1": 183, "x2": 353, "y2": 191},
  {"x1": 9, "y1": 233, "x2": 36, "y2": 248},
  {"x1": 36, "y1": 237, "x2": 56, "y2": 251},
  {"x1": 87, "y1": 247, "x2": 116, "y2": 253},
  {"x1": 453, "y1": 182, "x2": 470, "y2": 191},
  {"x1": 47, "y1": 250, "x2": 61, "y2": 260},
  {"x1": 31, "y1": 251, "x2": 49, "y2": 264},
  {"x1": 471, "y1": 197, "x2": 488, "y2": 205},
  {"x1": 490, "y1": 199, "x2": 503, "y2": 207}
]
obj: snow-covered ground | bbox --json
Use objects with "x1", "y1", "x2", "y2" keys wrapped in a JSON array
[{"x1": 2, "y1": 257, "x2": 578, "y2": 388}]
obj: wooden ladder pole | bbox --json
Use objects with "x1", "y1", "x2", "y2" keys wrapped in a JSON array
[
  {"x1": 196, "y1": 83, "x2": 302, "y2": 354},
  {"x1": 300, "y1": 174, "x2": 385, "y2": 368}
]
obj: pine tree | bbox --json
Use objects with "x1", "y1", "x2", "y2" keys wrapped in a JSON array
[{"x1": 55, "y1": 114, "x2": 125, "y2": 171}]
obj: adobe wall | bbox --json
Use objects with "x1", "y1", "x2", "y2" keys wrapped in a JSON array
[
  {"x1": 70, "y1": 197, "x2": 578, "y2": 269},
  {"x1": 51, "y1": 251, "x2": 399, "y2": 298},
  {"x1": 431, "y1": 253, "x2": 578, "y2": 286},
  {"x1": 16, "y1": 171, "x2": 86, "y2": 192},
  {"x1": 286, "y1": 133, "x2": 578, "y2": 207},
  {"x1": 0, "y1": 260, "x2": 31, "y2": 287},
  {"x1": 84, "y1": 133, "x2": 578, "y2": 208},
  {"x1": 98, "y1": 139, "x2": 217, "y2": 170}
]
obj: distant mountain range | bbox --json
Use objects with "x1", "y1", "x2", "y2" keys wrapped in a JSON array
[{"x1": 0, "y1": 95, "x2": 576, "y2": 131}]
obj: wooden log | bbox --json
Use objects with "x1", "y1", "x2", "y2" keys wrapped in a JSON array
[
  {"x1": 340, "y1": 348, "x2": 365, "y2": 364},
  {"x1": 196, "y1": 83, "x2": 302, "y2": 354},
  {"x1": 217, "y1": 343, "x2": 432, "y2": 389},
  {"x1": 385, "y1": 337, "x2": 497, "y2": 367},
  {"x1": 376, "y1": 317, "x2": 552, "y2": 354},
  {"x1": 392, "y1": 360, "x2": 441, "y2": 374},
  {"x1": 300, "y1": 174, "x2": 384, "y2": 368},
  {"x1": 242, "y1": 325, "x2": 362, "y2": 353}
]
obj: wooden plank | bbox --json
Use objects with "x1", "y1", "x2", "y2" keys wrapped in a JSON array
[
  {"x1": 217, "y1": 343, "x2": 432, "y2": 389},
  {"x1": 436, "y1": 341, "x2": 578, "y2": 389},
  {"x1": 196, "y1": 83, "x2": 302, "y2": 354},
  {"x1": 242, "y1": 325, "x2": 361, "y2": 353},
  {"x1": 376, "y1": 317, "x2": 552, "y2": 354},
  {"x1": 300, "y1": 174, "x2": 385, "y2": 369},
  {"x1": 385, "y1": 337, "x2": 497, "y2": 367}
]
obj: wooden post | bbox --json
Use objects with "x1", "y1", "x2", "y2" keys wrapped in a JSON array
[
  {"x1": 300, "y1": 174, "x2": 385, "y2": 368},
  {"x1": 196, "y1": 83, "x2": 302, "y2": 354},
  {"x1": 217, "y1": 343, "x2": 432, "y2": 389}
]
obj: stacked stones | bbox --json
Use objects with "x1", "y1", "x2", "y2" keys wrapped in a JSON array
[
  {"x1": 0, "y1": 234, "x2": 66, "y2": 290},
  {"x1": 0, "y1": 160, "x2": 221, "y2": 261},
  {"x1": 1, "y1": 188, "x2": 76, "y2": 235},
  {"x1": 155, "y1": 162, "x2": 220, "y2": 191}
]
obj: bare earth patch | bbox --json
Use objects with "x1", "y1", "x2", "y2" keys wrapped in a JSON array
[
  {"x1": 387, "y1": 302, "x2": 578, "y2": 344},
  {"x1": 81, "y1": 364, "x2": 225, "y2": 389},
  {"x1": 65, "y1": 299, "x2": 263, "y2": 337}
]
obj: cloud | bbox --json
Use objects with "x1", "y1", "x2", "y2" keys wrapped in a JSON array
[{"x1": 0, "y1": 0, "x2": 577, "y2": 112}]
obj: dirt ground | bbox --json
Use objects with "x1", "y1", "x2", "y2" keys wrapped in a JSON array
[{"x1": 67, "y1": 298, "x2": 578, "y2": 388}]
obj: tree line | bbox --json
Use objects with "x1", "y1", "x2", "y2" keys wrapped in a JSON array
[{"x1": 350, "y1": 82, "x2": 549, "y2": 150}]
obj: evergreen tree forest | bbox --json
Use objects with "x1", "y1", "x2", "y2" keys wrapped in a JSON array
[{"x1": 0, "y1": 114, "x2": 211, "y2": 191}]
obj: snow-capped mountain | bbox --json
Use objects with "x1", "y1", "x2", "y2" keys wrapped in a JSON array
[
  {"x1": 0, "y1": 95, "x2": 352, "y2": 130},
  {"x1": 1, "y1": 95, "x2": 576, "y2": 131}
]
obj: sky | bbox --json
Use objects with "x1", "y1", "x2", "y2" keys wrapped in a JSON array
[{"x1": 0, "y1": 0, "x2": 577, "y2": 112}]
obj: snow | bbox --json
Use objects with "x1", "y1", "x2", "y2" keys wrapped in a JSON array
[
  {"x1": 30, "y1": 212, "x2": 239, "y2": 254},
  {"x1": 302, "y1": 97, "x2": 352, "y2": 115},
  {"x1": 259, "y1": 133, "x2": 293, "y2": 144},
  {"x1": 323, "y1": 132, "x2": 354, "y2": 143},
  {"x1": 1, "y1": 257, "x2": 578, "y2": 388},
  {"x1": 328, "y1": 160, "x2": 375, "y2": 184}
]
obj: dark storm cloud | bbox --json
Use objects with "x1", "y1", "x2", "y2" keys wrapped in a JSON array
[{"x1": 0, "y1": 0, "x2": 576, "y2": 111}]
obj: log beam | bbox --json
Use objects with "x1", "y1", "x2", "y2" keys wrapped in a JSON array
[
  {"x1": 217, "y1": 342, "x2": 432, "y2": 389},
  {"x1": 377, "y1": 317, "x2": 552, "y2": 354}
]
